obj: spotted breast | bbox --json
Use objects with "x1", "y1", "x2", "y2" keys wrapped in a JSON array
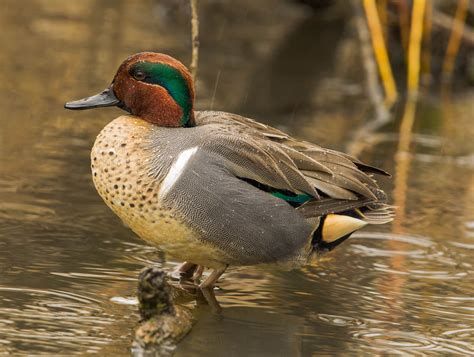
[{"x1": 91, "y1": 115, "x2": 226, "y2": 268}]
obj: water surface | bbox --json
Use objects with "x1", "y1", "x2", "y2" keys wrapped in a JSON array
[{"x1": 1, "y1": 0, "x2": 473, "y2": 355}]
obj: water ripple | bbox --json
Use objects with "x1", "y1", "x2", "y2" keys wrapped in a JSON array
[
  {"x1": 350, "y1": 232, "x2": 471, "y2": 281},
  {"x1": 353, "y1": 328, "x2": 441, "y2": 354},
  {"x1": 0, "y1": 286, "x2": 121, "y2": 355}
]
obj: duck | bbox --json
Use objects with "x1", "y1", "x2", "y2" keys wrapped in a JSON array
[{"x1": 65, "y1": 52, "x2": 393, "y2": 289}]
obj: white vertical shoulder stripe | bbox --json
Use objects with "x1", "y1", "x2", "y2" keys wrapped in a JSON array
[{"x1": 158, "y1": 146, "x2": 199, "y2": 199}]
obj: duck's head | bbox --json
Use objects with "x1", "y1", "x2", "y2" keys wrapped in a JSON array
[{"x1": 65, "y1": 52, "x2": 195, "y2": 127}]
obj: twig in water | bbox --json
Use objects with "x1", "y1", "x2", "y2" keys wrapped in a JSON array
[
  {"x1": 432, "y1": 8, "x2": 474, "y2": 45},
  {"x1": 189, "y1": 0, "x2": 199, "y2": 83},
  {"x1": 210, "y1": 69, "x2": 221, "y2": 111},
  {"x1": 348, "y1": 0, "x2": 390, "y2": 156},
  {"x1": 421, "y1": 1, "x2": 433, "y2": 86},
  {"x1": 442, "y1": 0, "x2": 469, "y2": 80},
  {"x1": 397, "y1": 0, "x2": 410, "y2": 58}
]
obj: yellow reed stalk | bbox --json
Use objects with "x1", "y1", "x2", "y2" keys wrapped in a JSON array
[
  {"x1": 376, "y1": 0, "x2": 388, "y2": 39},
  {"x1": 363, "y1": 0, "x2": 398, "y2": 108},
  {"x1": 406, "y1": 0, "x2": 426, "y2": 96},
  {"x1": 442, "y1": 0, "x2": 469, "y2": 79},
  {"x1": 393, "y1": 0, "x2": 426, "y2": 232}
]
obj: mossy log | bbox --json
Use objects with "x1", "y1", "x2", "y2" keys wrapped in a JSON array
[{"x1": 132, "y1": 267, "x2": 195, "y2": 355}]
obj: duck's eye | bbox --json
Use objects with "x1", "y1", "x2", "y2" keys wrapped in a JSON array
[{"x1": 132, "y1": 71, "x2": 146, "y2": 81}]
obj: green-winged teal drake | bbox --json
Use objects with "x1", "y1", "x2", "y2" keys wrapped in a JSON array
[{"x1": 65, "y1": 52, "x2": 393, "y2": 289}]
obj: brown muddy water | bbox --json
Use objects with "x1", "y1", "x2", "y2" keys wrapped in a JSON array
[{"x1": 1, "y1": 0, "x2": 473, "y2": 356}]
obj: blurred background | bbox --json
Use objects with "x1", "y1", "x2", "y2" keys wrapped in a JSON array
[{"x1": 0, "y1": 0, "x2": 473, "y2": 355}]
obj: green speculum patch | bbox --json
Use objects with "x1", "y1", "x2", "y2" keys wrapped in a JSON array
[
  {"x1": 130, "y1": 61, "x2": 192, "y2": 126},
  {"x1": 271, "y1": 192, "x2": 312, "y2": 206},
  {"x1": 239, "y1": 177, "x2": 314, "y2": 207}
]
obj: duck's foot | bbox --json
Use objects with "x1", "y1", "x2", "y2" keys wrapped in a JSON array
[
  {"x1": 169, "y1": 264, "x2": 227, "y2": 313},
  {"x1": 169, "y1": 261, "x2": 197, "y2": 282}
]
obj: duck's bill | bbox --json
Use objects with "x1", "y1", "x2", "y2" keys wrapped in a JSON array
[{"x1": 64, "y1": 87, "x2": 119, "y2": 110}]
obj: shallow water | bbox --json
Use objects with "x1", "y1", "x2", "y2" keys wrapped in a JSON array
[{"x1": 1, "y1": 0, "x2": 473, "y2": 355}]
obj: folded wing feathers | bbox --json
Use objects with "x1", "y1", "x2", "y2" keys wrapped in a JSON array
[
  {"x1": 281, "y1": 146, "x2": 334, "y2": 175},
  {"x1": 297, "y1": 197, "x2": 372, "y2": 218},
  {"x1": 297, "y1": 198, "x2": 394, "y2": 224},
  {"x1": 259, "y1": 142, "x2": 319, "y2": 197},
  {"x1": 206, "y1": 135, "x2": 295, "y2": 192},
  {"x1": 305, "y1": 176, "x2": 359, "y2": 200},
  {"x1": 302, "y1": 149, "x2": 360, "y2": 170},
  {"x1": 325, "y1": 149, "x2": 391, "y2": 176},
  {"x1": 317, "y1": 161, "x2": 379, "y2": 188},
  {"x1": 301, "y1": 169, "x2": 377, "y2": 200},
  {"x1": 197, "y1": 111, "x2": 386, "y2": 203},
  {"x1": 259, "y1": 136, "x2": 380, "y2": 200},
  {"x1": 234, "y1": 132, "x2": 378, "y2": 201},
  {"x1": 275, "y1": 157, "x2": 320, "y2": 198}
]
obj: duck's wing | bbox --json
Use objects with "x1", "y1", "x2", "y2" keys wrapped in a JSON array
[
  {"x1": 196, "y1": 111, "x2": 390, "y2": 210},
  {"x1": 158, "y1": 147, "x2": 313, "y2": 265},
  {"x1": 200, "y1": 111, "x2": 390, "y2": 174}
]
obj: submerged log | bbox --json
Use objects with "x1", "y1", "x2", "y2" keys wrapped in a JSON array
[{"x1": 132, "y1": 267, "x2": 194, "y2": 355}]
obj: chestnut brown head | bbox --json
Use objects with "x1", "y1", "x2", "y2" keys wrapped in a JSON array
[{"x1": 65, "y1": 52, "x2": 195, "y2": 127}]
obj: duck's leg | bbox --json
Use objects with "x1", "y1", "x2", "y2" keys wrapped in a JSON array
[
  {"x1": 199, "y1": 265, "x2": 228, "y2": 289},
  {"x1": 200, "y1": 286, "x2": 222, "y2": 314},
  {"x1": 192, "y1": 265, "x2": 205, "y2": 284}
]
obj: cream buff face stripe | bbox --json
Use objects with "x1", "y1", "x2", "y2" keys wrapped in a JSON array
[{"x1": 158, "y1": 146, "x2": 199, "y2": 199}]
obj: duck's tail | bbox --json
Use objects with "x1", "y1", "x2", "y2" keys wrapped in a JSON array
[{"x1": 310, "y1": 203, "x2": 395, "y2": 253}]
